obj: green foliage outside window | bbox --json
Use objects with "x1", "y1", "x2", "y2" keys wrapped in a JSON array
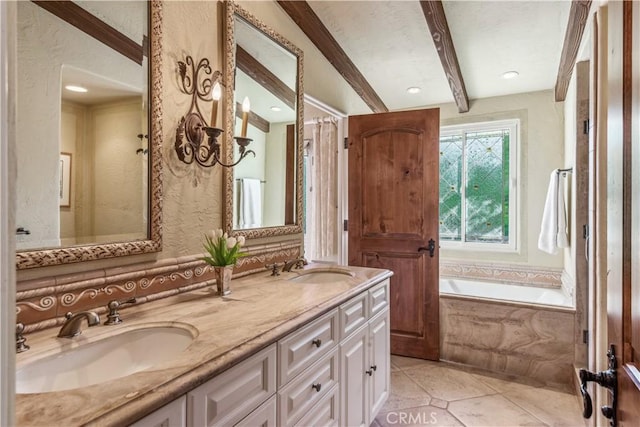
[{"x1": 439, "y1": 128, "x2": 511, "y2": 244}]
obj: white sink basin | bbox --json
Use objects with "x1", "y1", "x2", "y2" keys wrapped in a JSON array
[
  {"x1": 288, "y1": 268, "x2": 355, "y2": 284},
  {"x1": 16, "y1": 323, "x2": 197, "y2": 394}
]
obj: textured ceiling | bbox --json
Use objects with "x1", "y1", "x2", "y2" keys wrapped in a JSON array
[{"x1": 308, "y1": 0, "x2": 573, "y2": 110}]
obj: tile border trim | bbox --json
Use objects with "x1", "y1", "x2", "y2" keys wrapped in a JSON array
[{"x1": 440, "y1": 261, "x2": 563, "y2": 288}]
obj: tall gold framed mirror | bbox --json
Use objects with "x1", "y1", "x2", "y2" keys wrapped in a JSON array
[
  {"x1": 15, "y1": 1, "x2": 162, "y2": 269},
  {"x1": 222, "y1": 1, "x2": 304, "y2": 239}
]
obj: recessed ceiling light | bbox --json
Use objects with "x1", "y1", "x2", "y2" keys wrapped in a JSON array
[
  {"x1": 65, "y1": 85, "x2": 88, "y2": 93},
  {"x1": 502, "y1": 71, "x2": 519, "y2": 79},
  {"x1": 406, "y1": 87, "x2": 421, "y2": 94},
  {"x1": 270, "y1": 106, "x2": 282, "y2": 112}
]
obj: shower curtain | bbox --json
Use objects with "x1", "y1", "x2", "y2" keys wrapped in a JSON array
[{"x1": 306, "y1": 117, "x2": 338, "y2": 260}]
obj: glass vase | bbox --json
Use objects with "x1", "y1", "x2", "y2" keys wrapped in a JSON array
[{"x1": 214, "y1": 265, "x2": 233, "y2": 296}]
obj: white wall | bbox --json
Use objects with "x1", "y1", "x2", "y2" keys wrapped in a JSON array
[{"x1": 264, "y1": 122, "x2": 288, "y2": 227}]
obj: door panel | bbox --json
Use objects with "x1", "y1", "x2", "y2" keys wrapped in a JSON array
[
  {"x1": 360, "y1": 129, "x2": 425, "y2": 238},
  {"x1": 349, "y1": 109, "x2": 439, "y2": 360},
  {"x1": 601, "y1": 1, "x2": 640, "y2": 424}
]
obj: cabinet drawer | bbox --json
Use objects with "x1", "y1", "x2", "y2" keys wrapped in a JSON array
[
  {"x1": 235, "y1": 395, "x2": 277, "y2": 427},
  {"x1": 369, "y1": 279, "x2": 389, "y2": 318},
  {"x1": 278, "y1": 347, "x2": 339, "y2": 427},
  {"x1": 187, "y1": 344, "x2": 276, "y2": 427},
  {"x1": 278, "y1": 309, "x2": 339, "y2": 386},
  {"x1": 130, "y1": 395, "x2": 186, "y2": 427},
  {"x1": 340, "y1": 291, "x2": 368, "y2": 339},
  {"x1": 294, "y1": 383, "x2": 340, "y2": 427}
]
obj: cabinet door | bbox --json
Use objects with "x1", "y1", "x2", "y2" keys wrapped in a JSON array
[
  {"x1": 129, "y1": 395, "x2": 186, "y2": 427},
  {"x1": 187, "y1": 344, "x2": 276, "y2": 427},
  {"x1": 340, "y1": 324, "x2": 368, "y2": 427},
  {"x1": 369, "y1": 309, "x2": 390, "y2": 421}
]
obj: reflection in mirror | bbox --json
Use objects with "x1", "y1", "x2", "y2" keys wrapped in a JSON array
[
  {"x1": 16, "y1": 1, "x2": 162, "y2": 269},
  {"x1": 223, "y1": 1, "x2": 303, "y2": 238}
]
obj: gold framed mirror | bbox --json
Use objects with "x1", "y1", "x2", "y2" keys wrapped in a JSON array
[
  {"x1": 222, "y1": 1, "x2": 304, "y2": 239},
  {"x1": 15, "y1": 1, "x2": 162, "y2": 269}
]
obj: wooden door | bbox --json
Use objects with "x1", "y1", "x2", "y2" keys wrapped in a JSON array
[
  {"x1": 602, "y1": 1, "x2": 640, "y2": 424},
  {"x1": 348, "y1": 109, "x2": 440, "y2": 360}
]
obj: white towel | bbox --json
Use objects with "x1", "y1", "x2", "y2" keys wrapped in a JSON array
[
  {"x1": 538, "y1": 170, "x2": 569, "y2": 254},
  {"x1": 239, "y1": 178, "x2": 262, "y2": 229}
]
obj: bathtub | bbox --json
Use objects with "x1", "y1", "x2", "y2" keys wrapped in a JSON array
[
  {"x1": 439, "y1": 277, "x2": 576, "y2": 390},
  {"x1": 439, "y1": 277, "x2": 574, "y2": 309}
]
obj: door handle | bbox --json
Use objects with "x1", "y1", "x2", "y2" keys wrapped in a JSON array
[
  {"x1": 418, "y1": 239, "x2": 436, "y2": 257},
  {"x1": 579, "y1": 344, "x2": 617, "y2": 426}
]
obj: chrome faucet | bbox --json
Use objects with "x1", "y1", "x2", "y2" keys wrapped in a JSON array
[
  {"x1": 282, "y1": 257, "x2": 308, "y2": 272},
  {"x1": 57, "y1": 311, "x2": 100, "y2": 338}
]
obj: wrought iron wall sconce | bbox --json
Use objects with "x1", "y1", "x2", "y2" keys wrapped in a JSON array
[{"x1": 175, "y1": 55, "x2": 255, "y2": 168}]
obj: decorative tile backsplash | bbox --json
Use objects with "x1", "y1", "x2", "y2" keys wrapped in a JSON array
[
  {"x1": 16, "y1": 241, "x2": 301, "y2": 332},
  {"x1": 440, "y1": 261, "x2": 563, "y2": 288}
]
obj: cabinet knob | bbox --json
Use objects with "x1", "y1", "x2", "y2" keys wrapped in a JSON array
[
  {"x1": 311, "y1": 383, "x2": 322, "y2": 392},
  {"x1": 312, "y1": 338, "x2": 322, "y2": 348},
  {"x1": 366, "y1": 369, "x2": 374, "y2": 376}
]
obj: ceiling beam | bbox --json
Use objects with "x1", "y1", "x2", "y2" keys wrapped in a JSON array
[
  {"x1": 419, "y1": 1, "x2": 469, "y2": 113},
  {"x1": 554, "y1": 1, "x2": 592, "y2": 102},
  {"x1": 235, "y1": 102, "x2": 270, "y2": 134},
  {"x1": 236, "y1": 45, "x2": 296, "y2": 110},
  {"x1": 277, "y1": 1, "x2": 388, "y2": 113},
  {"x1": 32, "y1": 1, "x2": 143, "y2": 65}
]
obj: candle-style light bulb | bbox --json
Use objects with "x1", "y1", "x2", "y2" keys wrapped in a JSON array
[
  {"x1": 240, "y1": 96, "x2": 250, "y2": 137},
  {"x1": 209, "y1": 82, "x2": 221, "y2": 128}
]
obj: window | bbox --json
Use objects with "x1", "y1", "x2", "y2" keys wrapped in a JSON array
[{"x1": 439, "y1": 119, "x2": 518, "y2": 251}]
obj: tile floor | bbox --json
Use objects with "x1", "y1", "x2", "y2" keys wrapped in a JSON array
[{"x1": 372, "y1": 356, "x2": 585, "y2": 427}]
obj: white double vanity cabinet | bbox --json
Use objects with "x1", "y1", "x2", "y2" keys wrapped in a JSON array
[{"x1": 131, "y1": 278, "x2": 390, "y2": 427}]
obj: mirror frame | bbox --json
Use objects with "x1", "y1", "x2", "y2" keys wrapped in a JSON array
[
  {"x1": 222, "y1": 1, "x2": 304, "y2": 238},
  {"x1": 16, "y1": 0, "x2": 163, "y2": 269}
]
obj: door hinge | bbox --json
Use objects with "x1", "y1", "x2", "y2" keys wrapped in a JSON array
[
  {"x1": 583, "y1": 329, "x2": 589, "y2": 344},
  {"x1": 343, "y1": 219, "x2": 348, "y2": 231},
  {"x1": 583, "y1": 119, "x2": 590, "y2": 135},
  {"x1": 344, "y1": 137, "x2": 349, "y2": 149}
]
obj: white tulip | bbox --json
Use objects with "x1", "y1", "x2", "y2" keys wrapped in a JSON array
[
  {"x1": 214, "y1": 229, "x2": 224, "y2": 239},
  {"x1": 226, "y1": 237, "x2": 237, "y2": 248},
  {"x1": 237, "y1": 236, "x2": 245, "y2": 246},
  {"x1": 223, "y1": 232, "x2": 228, "y2": 239}
]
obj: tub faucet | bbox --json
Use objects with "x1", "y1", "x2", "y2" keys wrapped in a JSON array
[{"x1": 57, "y1": 311, "x2": 100, "y2": 338}]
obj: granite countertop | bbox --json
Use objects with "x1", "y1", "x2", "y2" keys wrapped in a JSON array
[{"x1": 16, "y1": 264, "x2": 392, "y2": 426}]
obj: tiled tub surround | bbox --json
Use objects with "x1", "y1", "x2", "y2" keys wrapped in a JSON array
[
  {"x1": 16, "y1": 240, "x2": 302, "y2": 332},
  {"x1": 440, "y1": 289, "x2": 575, "y2": 391},
  {"x1": 15, "y1": 264, "x2": 392, "y2": 426}
]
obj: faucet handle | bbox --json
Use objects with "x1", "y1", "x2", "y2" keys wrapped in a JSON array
[
  {"x1": 265, "y1": 263, "x2": 282, "y2": 276},
  {"x1": 16, "y1": 322, "x2": 30, "y2": 353},
  {"x1": 294, "y1": 257, "x2": 308, "y2": 270},
  {"x1": 104, "y1": 297, "x2": 136, "y2": 325}
]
